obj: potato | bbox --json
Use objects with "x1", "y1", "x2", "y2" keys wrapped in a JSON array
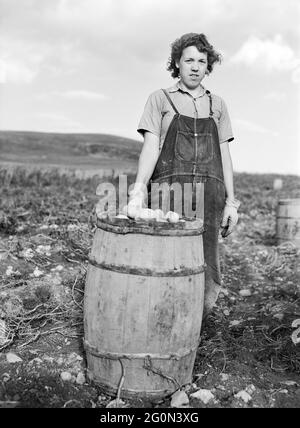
[
  {"x1": 154, "y1": 209, "x2": 166, "y2": 221},
  {"x1": 165, "y1": 211, "x2": 180, "y2": 223},
  {"x1": 136, "y1": 208, "x2": 157, "y2": 221}
]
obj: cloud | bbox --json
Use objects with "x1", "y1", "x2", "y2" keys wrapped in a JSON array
[
  {"x1": 2, "y1": 0, "x2": 298, "y2": 81},
  {"x1": 35, "y1": 112, "x2": 83, "y2": 132},
  {"x1": 55, "y1": 0, "x2": 226, "y2": 27},
  {"x1": 230, "y1": 35, "x2": 300, "y2": 81},
  {"x1": 53, "y1": 0, "x2": 227, "y2": 64},
  {"x1": 0, "y1": 37, "x2": 48, "y2": 84},
  {"x1": 263, "y1": 91, "x2": 287, "y2": 102},
  {"x1": 0, "y1": 58, "x2": 38, "y2": 84},
  {"x1": 0, "y1": 34, "x2": 85, "y2": 84},
  {"x1": 235, "y1": 118, "x2": 279, "y2": 137},
  {"x1": 48, "y1": 90, "x2": 109, "y2": 101},
  {"x1": 36, "y1": 112, "x2": 70, "y2": 121},
  {"x1": 1, "y1": 0, "x2": 228, "y2": 66}
]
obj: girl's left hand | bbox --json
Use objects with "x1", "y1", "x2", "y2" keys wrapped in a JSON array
[{"x1": 221, "y1": 205, "x2": 239, "y2": 237}]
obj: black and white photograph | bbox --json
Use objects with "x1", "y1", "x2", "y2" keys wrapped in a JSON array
[{"x1": 0, "y1": 0, "x2": 299, "y2": 411}]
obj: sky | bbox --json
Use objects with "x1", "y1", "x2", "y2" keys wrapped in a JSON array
[{"x1": 0, "y1": 0, "x2": 299, "y2": 175}]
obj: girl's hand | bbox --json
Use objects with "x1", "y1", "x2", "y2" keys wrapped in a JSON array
[
  {"x1": 221, "y1": 206, "x2": 238, "y2": 237},
  {"x1": 122, "y1": 182, "x2": 147, "y2": 218},
  {"x1": 122, "y1": 196, "x2": 144, "y2": 218},
  {"x1": 221, "y1": 198, "x2": 241, "y2": 237}
]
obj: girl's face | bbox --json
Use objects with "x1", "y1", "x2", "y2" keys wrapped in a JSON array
[{"x1": 176, "y1": 46, "x2": 208, "y2": 90}]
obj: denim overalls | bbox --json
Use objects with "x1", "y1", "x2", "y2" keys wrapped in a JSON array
[{"x1": 147, "y1": 89, "x2": 226, "y2": 286}]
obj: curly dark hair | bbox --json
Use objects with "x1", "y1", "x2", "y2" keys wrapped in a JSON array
[{"x1": 167, "y1": 33, "x2": 222, "y2": 78}]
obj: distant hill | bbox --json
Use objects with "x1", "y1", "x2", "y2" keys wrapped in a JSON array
[{"x1": 0, "y1": 130, "x2": 142, "y2": 170}]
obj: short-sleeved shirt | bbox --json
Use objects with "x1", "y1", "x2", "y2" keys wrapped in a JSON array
[{"x1": 137, "y1": 81, "x2": 234, "y2": 152}]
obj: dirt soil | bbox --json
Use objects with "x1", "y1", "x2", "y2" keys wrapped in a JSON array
[{"x1": 0, "y1": 168, "x2": 299, "y2": 408}]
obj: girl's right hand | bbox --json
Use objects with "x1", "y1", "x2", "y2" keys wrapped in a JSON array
[{"x1": 125, "y1": 196, "x2": 144, "y2": 218}]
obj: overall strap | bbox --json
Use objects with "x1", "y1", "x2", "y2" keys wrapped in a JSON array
[
  {"x1": 206, "y1": 90, "x2": 214, "y2": 117},
  {"x1": 161, "y1": 89, "x2": 180, "y2": 114}
]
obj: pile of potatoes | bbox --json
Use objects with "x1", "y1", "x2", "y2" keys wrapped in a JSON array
[
  {"x1": 119, "y1": 206, "x2": 181, "y2": 223},
  {"x1": 95, "y1": 202, "x2": 182, "y2": 223}
]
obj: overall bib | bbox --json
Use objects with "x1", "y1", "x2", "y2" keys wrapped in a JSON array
[{"x1": 147, "y1": 89, "x2": 226, "y2": 287}]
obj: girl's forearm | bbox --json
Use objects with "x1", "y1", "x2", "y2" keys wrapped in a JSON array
[
  {"x1": 136, "y1": 148, "x2": 158, "y2": 185},
  {"x1": 221, "y1": 142, "x2": 235, "y2": 201},
  {"x1": 132, "y1": 133, "x2": 160, "y2": 193}
]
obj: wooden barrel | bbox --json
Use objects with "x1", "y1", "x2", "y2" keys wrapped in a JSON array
[
  {"x1": 84, "y1": 216, "x2": 205, "y2": 399},
  {"x1": 276, "y1": 199, "x2": 300, "y2": 248}
]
